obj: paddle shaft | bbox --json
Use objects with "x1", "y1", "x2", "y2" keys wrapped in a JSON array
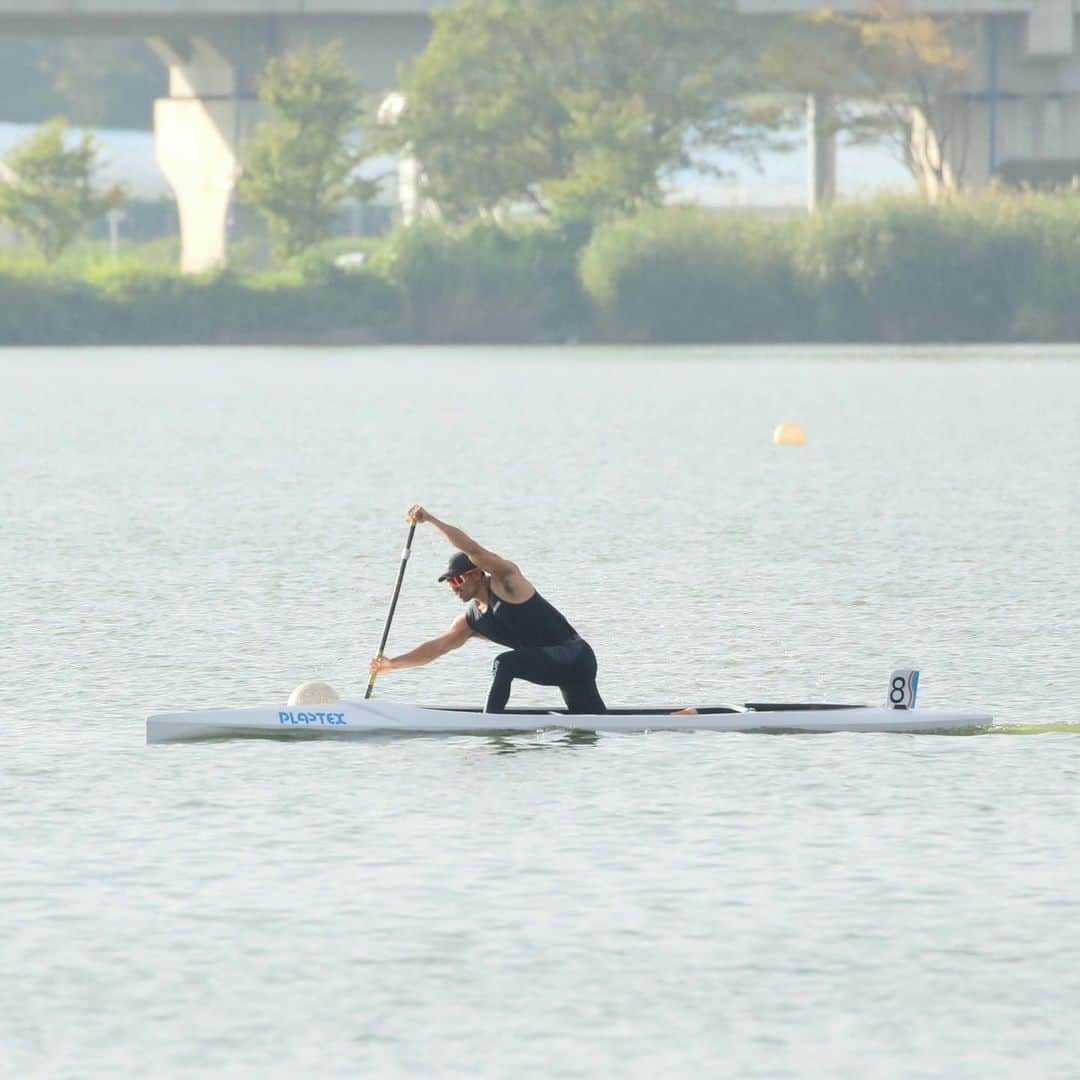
[{"x1": 365, "y1": 523, "x2": 417, "y2": 700}]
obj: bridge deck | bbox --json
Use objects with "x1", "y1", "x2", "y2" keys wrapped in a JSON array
[{"x1": 0, "y1": 1, "x2": 441, "y2": 14}]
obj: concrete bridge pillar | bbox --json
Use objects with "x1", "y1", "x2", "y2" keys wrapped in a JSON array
[{"x1": 150, "y1": 36, "x2": 260, "y2": 274}]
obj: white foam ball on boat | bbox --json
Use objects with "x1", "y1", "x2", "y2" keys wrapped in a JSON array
[{"x1": 288, "y1": 681, "x2": 340, "y2": 706}]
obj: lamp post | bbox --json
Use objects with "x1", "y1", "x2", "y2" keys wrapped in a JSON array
[{"x1": 104, "y1": 183, "x2": 129, "y2": 263}]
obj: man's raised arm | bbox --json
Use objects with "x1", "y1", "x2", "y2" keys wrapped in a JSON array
[{"x1": 407, "y1": 504, "x2": 520, "y2": 581}]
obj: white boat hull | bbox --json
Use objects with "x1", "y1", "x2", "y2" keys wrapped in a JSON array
[{"x1": 146, "y1": 699, "x2": 993, "y2": 743}]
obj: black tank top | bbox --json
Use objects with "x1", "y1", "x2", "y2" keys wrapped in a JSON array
[{"x1": 466, "y1": 581, "x2": 578, "y2": 649}]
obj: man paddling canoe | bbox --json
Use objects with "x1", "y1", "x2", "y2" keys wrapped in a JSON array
[{"x1": 367, "y1": 505, "x2": 606, "y2": 714}]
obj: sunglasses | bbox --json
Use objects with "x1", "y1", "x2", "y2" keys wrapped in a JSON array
[{"x1": 445, "y1": 570, "x2": 476, "y2": 587}]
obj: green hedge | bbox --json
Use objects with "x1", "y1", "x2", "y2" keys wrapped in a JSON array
[
  {"x1": 0, "y1": 262, "x2": 404, "y2": 345},
  {"x1": 580, "y1": 208, "x2": 809, "y2": 342},
  {"x1": 0, "y1": 270, "x2": 106, "y2": 345},
  {"x1": 795, "y1": 198, "x2": 1029, "y2": 341},
  {"x1": 3, "y1": 193, "x2": 1080, "y2": 344},
  {"x1": 579, "y1": 192, "x2": 1080, "y2": 343},
  {"x1": 981, "y1": 193, "x2": 1080, "y2": 340},
  {"x1": 366, "y1": 219, "x2": 591, "y2": 343}
]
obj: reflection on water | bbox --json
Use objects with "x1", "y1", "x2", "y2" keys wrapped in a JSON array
[
  {"x1": 483, "y1": 728, "x2": 602, "y2": 755},
  {"x1": 159, "y1": 724, "x2": 1068, "y2": 750}
]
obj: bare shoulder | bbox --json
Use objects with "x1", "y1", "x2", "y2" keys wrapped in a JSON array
[{"x1": 490, "y1": 564, "x2": 535, "y2": 603}]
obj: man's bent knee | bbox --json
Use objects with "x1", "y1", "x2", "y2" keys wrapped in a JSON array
[{"x1": 491, "y1": 650, "x2": 522, "y2": 679}]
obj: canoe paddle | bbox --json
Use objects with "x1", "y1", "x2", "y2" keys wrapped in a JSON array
[{"x1": 364, "y1": 522, "x2": 417, "y2": 700}]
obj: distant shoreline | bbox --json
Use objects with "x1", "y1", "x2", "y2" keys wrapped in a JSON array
[{"x1": 5, "y1": 194, "x2": 1080, "y2": 345}]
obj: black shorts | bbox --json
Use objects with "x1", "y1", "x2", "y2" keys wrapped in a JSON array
[{"x1": 486, "y1": 636, "x2": 606, "y2": 714}]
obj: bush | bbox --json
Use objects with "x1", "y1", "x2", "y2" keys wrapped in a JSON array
[
  {"x1": 0, "y1": 237, "x2": 179, "y2": 276},
  {"x1": 978, "y1": 189, "x2": 1080, "y2": 340},
  {"x1": 288, "y1": 266, "x2": 405, "y2": 337},
  {"x1": 581, "y1": 193, "x2": 1080, "y2": 343},
  {"x1": 795, "y1": 197, "x2": 1031, "y2": 341},
  {"x1": 0, "y1": 260, "x2": 404, "y2": 345},
  {"x1": 0, "y1": 269, "x2": 110, "y2": 344},
  {"x1": 580, "y1": 208, "x2": 810, "y2": 342},
  {"x1": 368, "y1": 219, "x2": 591, "y2": 343},
  {"x1": 4, "y1": 193, "x2": 1080, "y2": 344}
]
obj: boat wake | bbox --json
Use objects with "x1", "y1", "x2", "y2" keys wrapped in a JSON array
[{"x1": 987, "y1": 722, "x2": 1080, "y2": 736}]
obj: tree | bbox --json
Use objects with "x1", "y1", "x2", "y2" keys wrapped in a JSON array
[
  {"x1": 760, "y1": 1, "x2": 974, "y2": 199},
  {"x1": 239, "y1": 44, "x2": 376, "y2": 260},
  {"x1": 0, "y1": 117, "x2": 107, "y2": 262},
  {"x1": 378, "y1": 0, "x2": 755, "y2": 221}
]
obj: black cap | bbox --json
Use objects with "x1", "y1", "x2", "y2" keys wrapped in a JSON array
[{"x1": 437, "y1": 551, "x2": 477, "y2": 582}]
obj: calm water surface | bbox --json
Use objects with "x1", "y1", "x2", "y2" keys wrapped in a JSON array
[{"x1": 2, "y1": 346, "x2": 1079, "y2": 1077}]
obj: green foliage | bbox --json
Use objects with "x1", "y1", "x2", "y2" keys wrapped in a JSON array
[
  {"x1": 368, "y1": 219, "x2": 590, "y2": 342},
  {"x1": 795, "y1": 198, "x2": 1029, "y2": 340},
  {"x1": 0, "y1": 236, "x2": 179, "y2": 276},
  {"x1": 238, "y1": 44, "x2": 375, "y2": 261},
  {"x1": 0, "y1": 259, "x2": 403, "y2": 345},
  {"x1": 0, "y1": 270, "x2": 107, "y2": 345},
  {"x1": 969, "y1": 189, "x2": 1080, "y2": 340},
  {"x1": 287, "y1": 236, "x2": 383, "y2": 286},
  {"x1": 541, "y1": 93, "x2": 672, "y2": 221},
  {"x1": 579, "y1": 192, "x2": 1080, "y2": 342},
  {"x1": 0, "y1": 118, "x2": 108, "y2": 262},
  {"x1": 759, "y1": 6, "x2": 976, "y2": 196},
  {"x1": 5, "y1": 193, "x2": 1080, "y2": 344},
  {"x1": 383, "y1": 0, "x2": 751, "y2": 221},
  {"x1": 581, "y1": 208, "x2": 809, "y2": 341}
]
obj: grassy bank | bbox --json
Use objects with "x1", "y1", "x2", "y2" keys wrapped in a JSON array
[
  {"x1": 0, "y1": 241, "x2": 403, "y2": 345},
  {"x1": 3, "y1": 192, "x2": 1080, "y2": 345}
]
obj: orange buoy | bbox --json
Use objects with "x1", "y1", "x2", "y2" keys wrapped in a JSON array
[{"x1": 773, "y1": 421, "x2": 806, "y2": 446}]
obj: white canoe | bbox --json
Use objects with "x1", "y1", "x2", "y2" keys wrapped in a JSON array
[{"x1": 146, "y1": 698, "x2": 993, "y2": 743}]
